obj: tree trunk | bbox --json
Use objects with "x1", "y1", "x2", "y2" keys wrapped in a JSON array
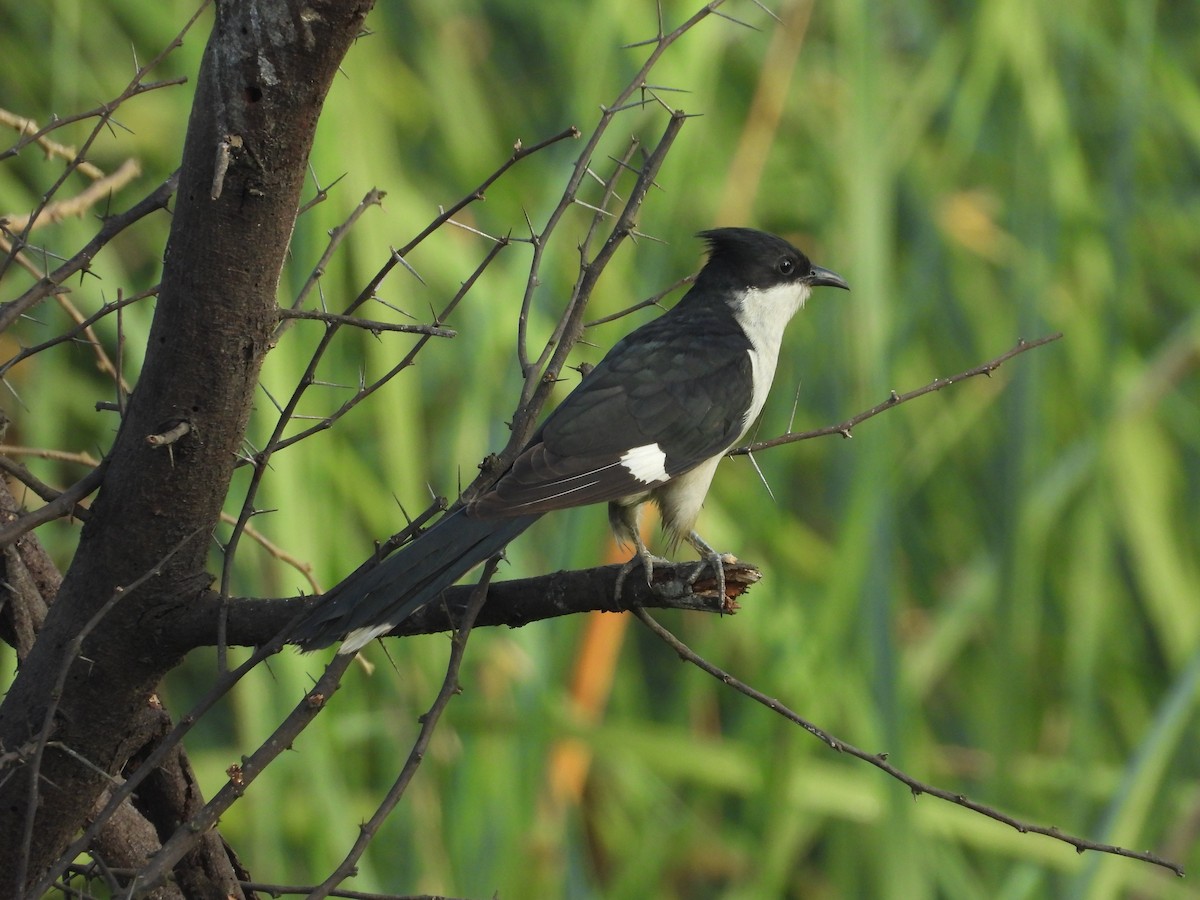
[{"x1": 0, "y1": 1, "x2": 374, "y2": 892}]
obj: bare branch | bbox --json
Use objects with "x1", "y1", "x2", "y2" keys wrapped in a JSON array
[
  {"x1": 633, "y1": 607, "x2": 1185, "y2": 878},
  {"x1": 0, "y1": 0, "x2": 207, "y2": 284},
  {"x1": 306, "y1": 560, "x2": 501, "y2": 898},
  {"x1": 585, "y1": 272, "x2": 694, "y2": 327},
  {"x1": 276, "y1": 308, "x2": 456, "y2": 336},
  {"x1": 1, "y1": 158, "x2": 142, "y2": 233},
  {"x1": 732, "y1": 333, "x2": 1065, "y2": 455},
  {"x1": 279, "y1": 187, "x2": 387, "y2": 332},
  {"x1": 0, "y1": 108, "x2": 106, "y2": 178},
  {"x1": 0, "y1": 173, "x2": 177, "y2": 334},
  {"x1": 0, "y1": 285, "x2": 156, "y2": 379},
  {"x1": 0, "y1": 464, "x2": 105, "y2": 548}
]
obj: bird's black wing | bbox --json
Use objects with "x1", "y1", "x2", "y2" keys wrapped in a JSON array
[{"x1": 471, "y1": 306, "x2": 754, "y2": 518}]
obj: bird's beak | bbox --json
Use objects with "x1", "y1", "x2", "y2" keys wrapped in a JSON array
[{"x1": 808, "y1": 265, "x2": 850, "y2": 291}]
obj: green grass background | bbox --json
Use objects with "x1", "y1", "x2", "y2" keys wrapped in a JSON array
[{"x1": 1, "y1": 1, "x2": 1198, "y2": 897}]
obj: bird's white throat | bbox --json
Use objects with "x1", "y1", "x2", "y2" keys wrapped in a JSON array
[{"x1": 733, "y1": 282, "x2": 812, "y2": 432}]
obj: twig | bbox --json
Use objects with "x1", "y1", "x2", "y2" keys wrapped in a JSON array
[
  {"x1": 0, "y1": 173, "x2": 178, "y2": 334},
  {"x1": 219, "y1": 241, "x2": 507, "y2": 647},
  {"x1": 306, "y1": 559, "x2": 500, "y2": 899},
  {"x1": 125, "y1": 654, "x2": 357, "y2": 897},
  {"x1": 632, "y1": 607, "x2": 1185, "y2": 877},
  {"x1": 0, "y1": 464, "x2": 106, "y2": 548},
  {"x1": 1, "y1": 158, "x2": 142, "y2": 233},
  {"x1": 0, "y1": 285, "x2": 157, "y2": 379},
  {"x1": 278, "y1": 187, "x2": 386, "y2": 335},
  {"x1": 0, "y1": 0, "x2": 206, "y2": 284},
  {"x1": 145, "y1": 420, "x2": 191, "y2": 448},
  {"x1": 0, "y1": 456, "x2": 89, "y2": 509},
  {"x1": 731, "y1": 333, "x2": 1064, "y2": 455},
  {"x1": 0, "y1": 108, "x2": 106, "y2": 178},
  {"x1": 585, "y1": 273, "x2": 694, "y2": 327},
  {"x1": 276, "y1": 307, "x2": 456, "y2": 336}
]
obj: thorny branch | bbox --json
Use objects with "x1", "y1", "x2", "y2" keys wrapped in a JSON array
[
  {"x1": 305, "y1": 560, "x2": 500, "y2": 900},
  {"x1": 732, "y1": 332, "x2": 1066, "y2": 456},
  {"x1": 102, "y1": 4, "x2": 740, "y2": 887},
  {"x1": 0, "y1": 0, "x2": 207, "y2": 284},
  {"x1": 633, "y1": 608, "x2": 1185, "y2": 878},
  {"x1": 0, "y1": 172, "x2": 178, "y2": 334},
  {"x1": 275, "y1": 307, "x2": 456, "y2": 336},
  {"x1": 0, "y1": 285, "x2": 158, "y2": 380}
]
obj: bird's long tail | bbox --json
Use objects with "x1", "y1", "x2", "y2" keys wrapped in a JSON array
[{"x1": 292, "y1": 508, "x2": 540, "y2": 653}]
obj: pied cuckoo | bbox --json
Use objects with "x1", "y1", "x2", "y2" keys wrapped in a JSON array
[{"x1": 293, "y1": 227, "x2": 848, "y2": 653}]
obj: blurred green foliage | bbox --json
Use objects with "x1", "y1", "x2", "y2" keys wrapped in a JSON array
[{"x1": 2, "y1": 1, "x2": 1199, "y2": 897}]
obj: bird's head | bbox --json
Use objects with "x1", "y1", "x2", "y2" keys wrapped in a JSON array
[
  {"x1": 698, "y1": 227, "x2": 849, "y2": 294},
  {"x1": 693, "y1": 227, "x2": 848, "y2": 332}
]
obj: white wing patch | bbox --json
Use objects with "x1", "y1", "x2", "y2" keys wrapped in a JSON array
[{"x1": 620, "y1": 443, "x2": 669, "y2": 484}]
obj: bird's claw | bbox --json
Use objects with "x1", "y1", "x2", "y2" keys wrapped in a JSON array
[
  {"x1": 684, "y1": 531, "x2": 734, "y2": 606},
  {"x1": 686, "y1": 551, "x2": 731, "y2": 604},
  {"x1": 614, "y1": 549, "x2": 671, "y2": 607}
]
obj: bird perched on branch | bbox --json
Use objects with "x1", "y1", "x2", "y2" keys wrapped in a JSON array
[{"x1": 294, "y1": 227, "x2": 848, "y2": 653}]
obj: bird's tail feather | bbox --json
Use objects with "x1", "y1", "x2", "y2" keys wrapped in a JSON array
[{"x1": 292, "y1": 508, "x2": 539, "y2": 653}]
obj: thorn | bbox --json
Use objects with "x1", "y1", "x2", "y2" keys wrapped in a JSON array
[
  {"x1": 390, "y1": 248, "x2": 426, "y2": 285},
  {"x1": 746, "y1": 450, "x2": 775, "y2": 503},
  {"x1": 787, "y1": 381, "x2": 803, "y2": 433},
  {"x1": 710, "y1": 8, "x2": 761, "y2": 31},
  {"x1": 746, "y1": 0, "x2": 783, "y2": 24}
]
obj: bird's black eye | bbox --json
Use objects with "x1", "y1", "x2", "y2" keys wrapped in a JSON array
[{"x1": 777, "y1": 256, "x2": 795, "y2": 275}]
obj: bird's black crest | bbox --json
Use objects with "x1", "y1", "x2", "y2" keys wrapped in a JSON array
[{"x1": 695, "y1": 227, "x2": 813, "y2": 291}]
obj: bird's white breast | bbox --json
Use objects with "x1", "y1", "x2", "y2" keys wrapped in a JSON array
[{"x1": 732, "y1": 282, "x2": 812, "y2": 433}]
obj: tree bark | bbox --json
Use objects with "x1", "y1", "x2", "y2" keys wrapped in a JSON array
[{"x1": 0, "y1": 1, "x2": 374, "y2": 892}]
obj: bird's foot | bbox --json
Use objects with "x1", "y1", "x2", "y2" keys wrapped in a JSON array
[
  {"x1": 614, "y1": 547, "x2": 672, "y2": 607},
  {"x1": 685, "y1": 531, "x2": 735, "y2": 607}
]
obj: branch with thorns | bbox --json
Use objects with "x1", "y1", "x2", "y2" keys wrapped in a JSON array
[{"x1": 633, "y1": 607, "x2": 1184, "y2": 877}]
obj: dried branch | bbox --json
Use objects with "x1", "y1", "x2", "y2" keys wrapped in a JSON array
[
  {"x1": 0, "y1": 108, "x2": 106, "y2": 178},
  {"x1": 1, "y1": 158, "x2": 142, "y2": 233},
  {"x1": 0, "y1": 0, "x2": 205, "y2": 284},
  {"x1": 633, "y1": 607, "x2": 1185, "y2": 878}
]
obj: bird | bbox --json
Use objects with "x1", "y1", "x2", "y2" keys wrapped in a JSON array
[{"x1": 293, "y1": 227, "x2": 848, "y2": 653}]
